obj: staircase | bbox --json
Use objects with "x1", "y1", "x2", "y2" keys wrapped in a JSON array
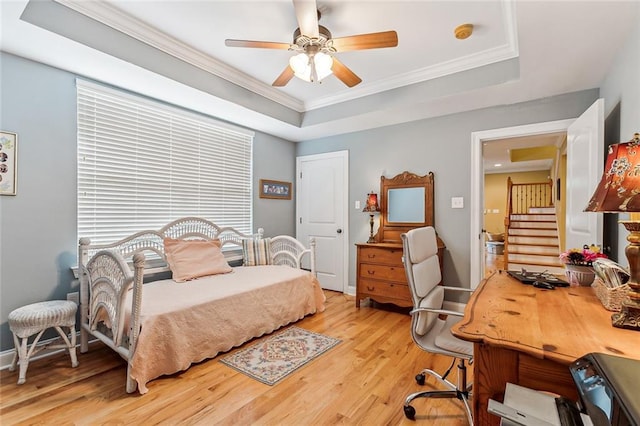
[
  {"x1": 506, "y1": 207, "x2": 564, "y2": 274},
  {"x1": 503, "y1": 177, "x2": 564, "y2": 274}
]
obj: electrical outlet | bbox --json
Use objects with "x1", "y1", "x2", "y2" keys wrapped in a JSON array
[
  {"x1": 355, "y1": 200, "x2": 361, "y2": 209},
  {"x1": 67, "y1": 292, "x2": 79, "y2": 305}
]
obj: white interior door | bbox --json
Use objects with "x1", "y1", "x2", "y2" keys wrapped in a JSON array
[
  {"x1": 565, "y1": 99, "x2": 604, "y2": 250},
  {"x1": 296, "y1": 151, "x2": 348, "y2": 292}
]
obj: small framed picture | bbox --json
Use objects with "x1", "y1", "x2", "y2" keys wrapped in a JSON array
[
  {"x1": 259, "y1": 179, "x2": 292, "y2": 200},
  {"x1": 0, "y1": 131, "x2": 17, "y2": 196}
]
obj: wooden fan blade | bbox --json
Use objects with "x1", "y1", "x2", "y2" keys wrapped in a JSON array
[
  {"x1": 272, "y1": 66, "x2": 295, "y2": 87},
  {"x1": 293, "y1": 0, "x2": 319, "y2": 38},
  {"x1": 331, "y1": 58, "x2": 362, "y2": 87},
  {"x1": 225, "y1": 39, "x2": 292, "y2": 50},
  {"x1": 331, "y1": 31, "x2": 398, "y2": 52}
]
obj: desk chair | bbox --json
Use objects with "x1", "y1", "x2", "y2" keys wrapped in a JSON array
[{"x1": 401, "y1": 226, "x2": 473, "y2": 424}]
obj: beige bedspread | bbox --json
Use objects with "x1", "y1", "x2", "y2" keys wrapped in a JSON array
[{"x1": 126, "y1": 265, "x2": 325, "y2": 393}]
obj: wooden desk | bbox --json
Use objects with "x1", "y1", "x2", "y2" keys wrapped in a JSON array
[{"x1": 451, "y1": 271, "x2": 640, "y2": 426}]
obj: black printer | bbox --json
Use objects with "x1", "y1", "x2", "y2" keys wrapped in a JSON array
[{"x1": 570, "y1": 353, "x2": 640, "y2": 426}]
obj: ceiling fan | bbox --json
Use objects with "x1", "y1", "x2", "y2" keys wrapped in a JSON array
[{"x1": 225, "y1": 0, "x2": 398, "y2": 88}]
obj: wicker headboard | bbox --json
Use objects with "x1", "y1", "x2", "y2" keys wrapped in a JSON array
[{"x1": 78, "y1": 217, "x2": 262, "y2": 275}]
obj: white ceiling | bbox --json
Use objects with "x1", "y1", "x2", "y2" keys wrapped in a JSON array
[
  {"x1": 1, "y1": 0, "x2": 637, "y2": 169},
  {"x1": 483, "y1": 132, "x2": 565, "y2": 174}
]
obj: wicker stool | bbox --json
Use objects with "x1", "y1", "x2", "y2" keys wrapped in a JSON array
[{"x1": 8, "y1": 300, "x2": 79, "y2": 384}]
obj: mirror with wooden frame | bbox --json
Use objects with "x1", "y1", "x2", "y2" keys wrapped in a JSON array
[{"x1": 376, "y1": 171, "x2": 435, "y2": 243}]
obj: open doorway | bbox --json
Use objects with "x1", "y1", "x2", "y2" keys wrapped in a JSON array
[
  {"x1": 469, "y1": 119, "x2": 575, "y2": 287},
  {"x1": 482, "y1": 134, "x2": 565, "y2": 276}
]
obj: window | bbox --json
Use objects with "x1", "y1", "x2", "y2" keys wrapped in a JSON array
[{"x1": 77, "y1": 79, "x2": 254, "y2": 245}]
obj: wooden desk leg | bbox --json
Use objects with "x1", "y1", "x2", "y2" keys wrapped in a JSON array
[{"x1": 472, "y1": 343, "x2": 518, "y2": 426}]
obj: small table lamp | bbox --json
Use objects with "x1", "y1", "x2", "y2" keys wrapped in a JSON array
[
  {"x1": 585, "y1": 133, "x2": 640, "y2": 330},
  {"x1": 363, "y1": 192, "x2": 380, "y2": 243}
]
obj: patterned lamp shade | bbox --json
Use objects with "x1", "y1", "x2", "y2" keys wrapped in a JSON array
[
  {"x1": 585, "y1": 133, "x2": 640, "y2": 213},
  {"x1": 363, "y1": 192, "x2": 380, "y2": 213},
  {"x1": 585, "y1": 133, "x2": 640, "y2": 331}
]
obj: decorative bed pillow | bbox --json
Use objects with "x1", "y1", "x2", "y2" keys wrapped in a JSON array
[
  {"x1": 163, "y1": 238, "x2": 232, "y2": 282},
  {"x1": 242, "y1": 238, "x2": 272, "y2": 266}
]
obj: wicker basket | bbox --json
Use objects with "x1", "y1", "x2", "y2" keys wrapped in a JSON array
[
  {"x1": 487, "y1": 232, "x2": 504, "y2": 242},
  {"x1": 592, "y1": 278, "x2": 630, "y2": 312}
]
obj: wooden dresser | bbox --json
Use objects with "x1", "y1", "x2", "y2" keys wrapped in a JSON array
[
  {"x1": 356, "y1": 243, "x2": 409, "y2": 307},
  {"x1": 356, "y1": 171, "x2": 444, "y2": 308},
  {"x1": 355, "y1": 241, "x2": 444, "y2": 308}
]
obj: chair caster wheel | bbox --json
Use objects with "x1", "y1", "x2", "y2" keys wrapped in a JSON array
[
  {"x1": 404, "y1": 405, "x2": 416, "y2": 420},
  {"x1": 415, "y1": 373, "x2": 425, "y2": 386}
]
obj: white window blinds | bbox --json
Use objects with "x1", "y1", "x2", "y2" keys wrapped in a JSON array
[{"x1": 77, "y1": 80, "x2": 254, "y2": 245}]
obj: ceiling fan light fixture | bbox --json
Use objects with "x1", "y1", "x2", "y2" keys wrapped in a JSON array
[{"x1": 289, "y1": 51, "x2": 333, "y2": 83}]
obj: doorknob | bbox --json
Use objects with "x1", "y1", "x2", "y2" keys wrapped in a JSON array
[{"x1": 336, "y1": 228, "x2": 342, "y2": 234}]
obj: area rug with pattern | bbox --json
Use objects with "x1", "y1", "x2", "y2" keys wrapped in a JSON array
[{"x1": 219, "y1": 326, "x2": 341, "y2": 385}]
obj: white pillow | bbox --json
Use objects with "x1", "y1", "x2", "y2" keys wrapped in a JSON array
[{"x1": 164, "y1": 238, "x2": 232, "y2": 282}]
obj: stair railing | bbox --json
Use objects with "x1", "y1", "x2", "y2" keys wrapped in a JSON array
[{"x1": 503, "y1": 178, "x2": 554, "y2": 268}]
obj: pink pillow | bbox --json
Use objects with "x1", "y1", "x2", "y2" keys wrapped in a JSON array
[{"x1": 163, "y1": 238, "x2": 232, "y2": 282}]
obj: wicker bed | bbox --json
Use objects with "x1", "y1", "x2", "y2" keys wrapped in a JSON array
[{"x1": 77, "y1": 217, "x2": 325, "y2": 394}]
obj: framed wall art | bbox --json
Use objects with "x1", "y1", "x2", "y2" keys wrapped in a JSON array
[
  {"x1": 0, "y1": 131, "x2": 17, "y2": 196},
  {"x1": 259, "y1": 179, "x2": 292, "y2": 200}
]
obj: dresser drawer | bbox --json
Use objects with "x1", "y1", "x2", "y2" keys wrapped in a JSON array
[
  {"x1": 359, "y1": 263, "x2": 406, "y2": 282},
  {"x1": 359, "y1": 279, "x2": 410, "y2": 301},
  {"x1": 359, "y1": 246, "x2": 403, "y2": 265}
]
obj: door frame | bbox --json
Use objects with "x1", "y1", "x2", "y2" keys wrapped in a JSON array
[
  {"x1": 296, "y1": 150, "x2": 350, "y2": 293},
  {"x1": 469, "y1": 119, "x2": 575, "y2": 287}
]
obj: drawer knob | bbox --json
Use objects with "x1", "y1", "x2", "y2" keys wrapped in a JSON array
[
  {"x1": 367, "y1": 286, "x2": 375, "y2": 291},
  {"x1": 367, "y1": 254, "x2": 376, "y2": 259},
  {"x1": 367, "y1": 270, "x2": 375, "y2": 275}
]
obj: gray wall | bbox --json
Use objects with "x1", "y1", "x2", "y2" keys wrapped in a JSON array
[
  {"x1": 600, "y1": 10, "x2": 640, "y2": 263},
  {"x1": 0, "y1": 53, "x2": 296, "y2": 351},
  {"x1": 296, "y1": 90, "x2": 601, "y2": 292}
]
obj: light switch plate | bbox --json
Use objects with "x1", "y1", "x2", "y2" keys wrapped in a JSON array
[
  {"x1": 451, "y1": 197, "x2": 464, "y2": 209},
  {"x1": 355, "y1": 200, "x2": 361, "y2": 209}
]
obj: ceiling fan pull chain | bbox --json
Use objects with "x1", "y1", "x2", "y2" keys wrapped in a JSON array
[{"x1": 309, "y1": 55, "x2": 317, "y2": 83}]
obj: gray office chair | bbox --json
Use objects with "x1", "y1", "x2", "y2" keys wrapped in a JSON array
[{"x1": 401, "y1": 226, "x2": 473, "y2": 424}]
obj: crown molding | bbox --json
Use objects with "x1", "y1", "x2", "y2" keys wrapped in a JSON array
[
  {"x1": 304, "y1": 43, "x2": 518, "y2": 111},
  {"x1": 53, "y1": 0, "x2": 305, "y2": 112}
]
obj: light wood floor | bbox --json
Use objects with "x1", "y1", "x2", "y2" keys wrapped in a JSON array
[
  {"x1": 485, "y1": 253, "x2": 505, "y2": 277},
  {"x1": 0, "y1": 291, "x2": 472, "y2": 425}
]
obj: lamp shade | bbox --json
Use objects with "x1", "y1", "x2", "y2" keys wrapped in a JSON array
[
  {"x1": 363, "y1": 192, "x2": 380, "y2": 213},
  {"x1": 585, "y1": 133, "x2": 640, "y2": 213}
]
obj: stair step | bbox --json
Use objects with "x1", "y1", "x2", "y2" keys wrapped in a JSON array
[
  {"x1": 507, "y1": 263, "x2": 566, "y2": 275},
  {"x1": 528, "y1": 207, "x2": 556, "y2": 214},
  {"x1": 509, "y1": 228, "x2": 558, "y2": 237},
  {"x1": 509, "y1": 253, "x2": 563, "y2": 266},
  {"x1": 510, "y1": 221, "x2": 558, "y2": 229},
  {"x1": 510, "y1": 214, "x2": 556, "y2": 222},
  {"x1": 509, "y1": 245, "x2": 559, "y2": 255},
  {"x1": 508, "y1": 236, "x2": 559, "y2": 245}
]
